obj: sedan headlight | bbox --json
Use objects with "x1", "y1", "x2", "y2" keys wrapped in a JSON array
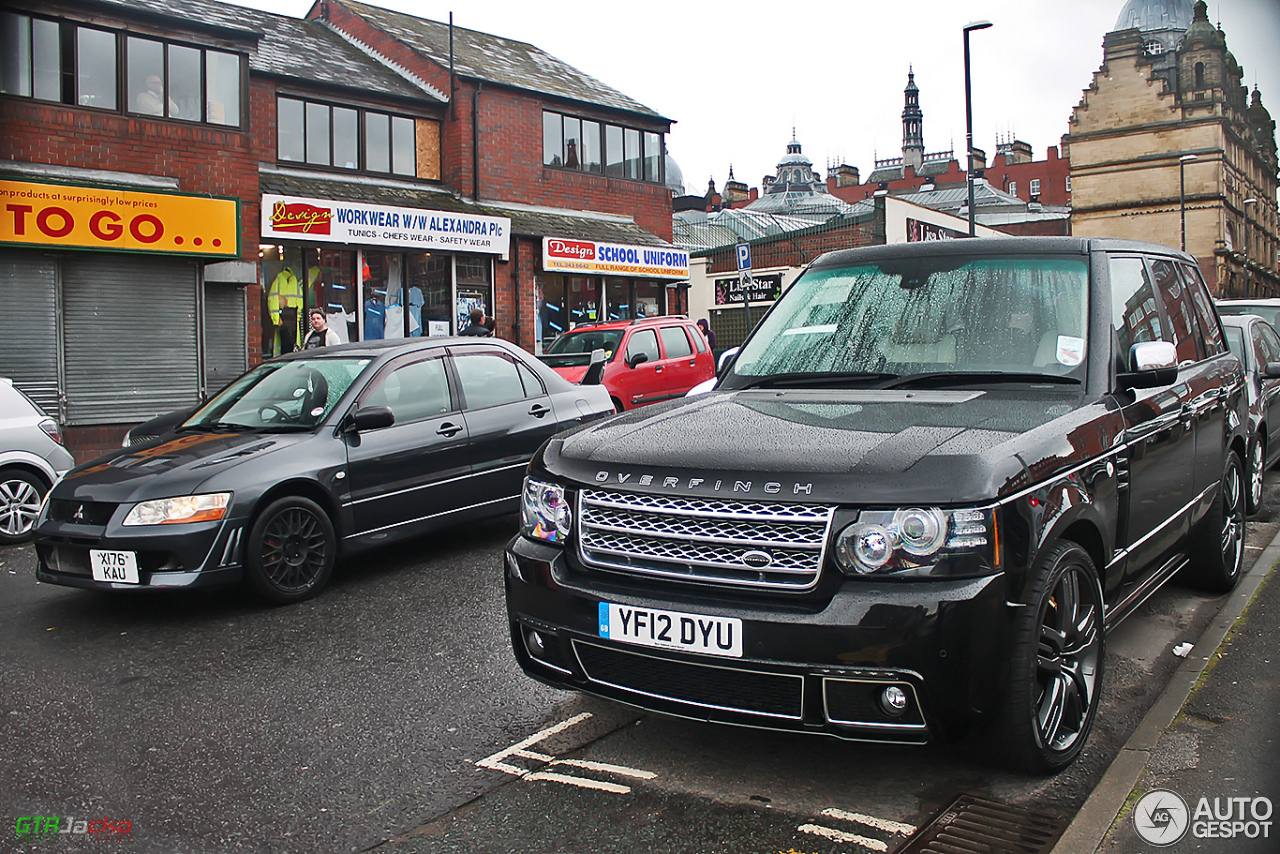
[
  {"x1": 834, "y1": 507, "x2": 996, "y2": 577},
  {"x1": 123, "y1": 493, "x2": 232, "y2": 526},
  {"x1": 521, "y1": 478, "x2": 572, "y2": 543}
]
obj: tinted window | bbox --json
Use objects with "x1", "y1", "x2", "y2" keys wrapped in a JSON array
[
  {"x1": 454, "y1": 352, "x2": 527, "y2": 409},
  {"x1": 1224, "y1": 325, "x2": 1247, "y2": 361},
  {"x1": 626, "y1": 329, "x2": 660, "y2": 364},
  {"x1": 1110, "y1": 257, "x2": 1162, "y2": 366},
  {"x1": 1178, "y1": 263, "x2": 1225, "y2": 356},
  {"x1": 516, "y1": 361, "x2": 545, "y2": 397},
  {"x1": 1149, "y1": 258, "x2": 1199, "y2": 363},
  {"x1": 365, "y1": 357, "x2": 451, "y2": 424},
  {"x1": 688, "y1": 325, "x2": 707, "y2": 353},
  {"x1": 1258, "y1": 323, "x2": 1280, "y2": 364},
  {"x1": 659, "y1": 325, "x2": 693, "y2": 359}
]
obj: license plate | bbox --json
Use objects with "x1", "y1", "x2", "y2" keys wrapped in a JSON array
[
  {"x1": 598, "y1": 602, "x2": 742, "y2": 658},
  {"x1": 90, "y1": 550, "x2": 139, "y2": 584}
]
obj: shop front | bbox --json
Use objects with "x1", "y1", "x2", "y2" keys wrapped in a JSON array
[
  {"x1": 0, "y1": 176, "x2": 240, "y2": 438},
  {"x1": 260, "y1": 194, "x2": 511, "y2": 353},
  {"x1": 536, "y1": 237, "x2": 689, "y2": 353}
]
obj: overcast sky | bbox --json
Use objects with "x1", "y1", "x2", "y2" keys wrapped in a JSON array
[{"x1": 229, "y1": 0, "x2": 1279, "y2": 196}]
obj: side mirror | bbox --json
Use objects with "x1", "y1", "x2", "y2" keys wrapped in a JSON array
[
  {"x1": 626, "y1": 351, "x2": 650, "y2": 369},
  {"x1": 345, "y1": 405, "x2": 394, "y2": 433},
  {"x1": 581, "y1": 348, "x2": 607, "y2": 385},
  {"x1": 716, "y1": 346, "x2": 739, "y2": 377},
  {"x1": 1117, "y1": 340, "x2": 1179, "y2": 390},
  {"x1": 1265, "y1": 362, "x2": 1280, "y2": 379}
]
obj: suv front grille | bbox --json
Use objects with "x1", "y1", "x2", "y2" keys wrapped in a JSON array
[{"x1": 577, "y1": 489, "x2": 833, "y2": 591}]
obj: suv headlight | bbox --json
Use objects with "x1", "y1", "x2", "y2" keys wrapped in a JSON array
[
  {"x1": 834, "y1": 507, "x2": 996, "y2": 577},
  {"x1": 521, "y1": 478, "x2": 572, "y2": 543},
  {"x1": 123, "y1": 493, "x2": 232, "y2": 526}
]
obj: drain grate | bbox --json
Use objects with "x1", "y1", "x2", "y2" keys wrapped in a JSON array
[{"x1": 896, "y1": 794, "x2": 1066, "y2": 854}]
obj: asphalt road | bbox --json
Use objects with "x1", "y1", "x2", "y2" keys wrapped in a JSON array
[{"x1": 4, "y1": 477, "x2": 1277, "y2": 854}]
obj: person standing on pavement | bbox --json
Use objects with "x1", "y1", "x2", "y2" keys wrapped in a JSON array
[
  {"x1": 301, "y1": 308, "x2": 340, "y2": 349},
  {"x1": 697, "y1": 318, "x2": 717, "y2": 350},
  {"x1": 459, "y1": 308, "x2": 492, "y2": 337}
]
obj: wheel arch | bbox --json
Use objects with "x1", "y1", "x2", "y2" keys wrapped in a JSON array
[
  {"x1": 0, "y1": 461, "x2": 55, "y2": 490},
  {"x1": 247, "y1": 478, "x2": 343, "y2": 540}
]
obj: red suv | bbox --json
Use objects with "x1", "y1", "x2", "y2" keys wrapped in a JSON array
[{"x1": 539, "y1": 316, "x2": 715, "y2": 411}]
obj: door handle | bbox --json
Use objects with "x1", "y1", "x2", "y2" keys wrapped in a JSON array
[
  {"x1": 528, "y1": 404, "x2": 550, "y2": 418},
  {"x1": 655, "y1": 365, "x2": 664, "y2": 372},
  {"x1": 437, "y1": 422, "x2": 462, "y2": 437}
]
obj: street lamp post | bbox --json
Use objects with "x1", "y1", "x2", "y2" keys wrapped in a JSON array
[
  {"x1": 964, "y1": 20, "x2": 993, "y2": 238},
  {"x1": 1179, "y1": 154, "x2": 1197, "y2": 252},
  {"x1": 1244, "y1": 198, "x2": 1258, "y2": 296}
]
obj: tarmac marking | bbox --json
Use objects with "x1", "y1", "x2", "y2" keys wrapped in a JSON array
[
  {"x1": 819, "y1": 807, "x2": 915, "y2": 835},
  {"x1": 475, "y1": 712, "x2": 657, "y2": 795},
  {"x1": 798, "y1": 823, "x2": 888, "y2": 851}
]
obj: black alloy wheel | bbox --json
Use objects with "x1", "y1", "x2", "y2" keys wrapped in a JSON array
[
  {"x1": 0, "y1": 468, "x2": 46, "y2": 544},
  {"x1": 1185, "y1": 450, "x2": 1246, "y2": 593},
  {"x1": 1247, "y1": 435, "x2": 1265, "y2": 515},
  {"x1": 997, "y1": 541, "x2": 1105, "y2": 774},
  {"x1": 245, "y1": 496, "x2": 336, "y2": 604}
]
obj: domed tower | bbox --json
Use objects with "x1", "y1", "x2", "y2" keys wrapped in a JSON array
[
  {"x1": 1248, "y1": 88, "x2": 1278, "y2": 171},
  {"x1": 1113, "y1": 0, "x2": 1195, "y2": 91},
  {"x1": 902, "y1": 68, "x2": 924, "y2": 173}
]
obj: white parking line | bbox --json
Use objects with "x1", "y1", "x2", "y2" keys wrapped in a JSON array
[
  {"x1": 474, "y1": 712, "x2": 656, "y2": 794},
  {"x1": 820, "y1": 807, "x2": 916, "y2": 835},
  {"x1": 798, "y1": 823, "x2": 888, "y2": 851}
]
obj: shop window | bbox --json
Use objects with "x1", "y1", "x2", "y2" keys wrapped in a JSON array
[
  {"x1": 363, "y1": 251, "x2": 408, "y2": 340},
  {"x1": 1, "y1": 13, "x2": 118, "y2": 109},
  {"x1": 125, "y1": 35, "x2": 243, "y2": 125},
  {"x1": 410, "y1": 252, "x2": 451, "y2": 337},
  {"x1": 455, "y1": 254, "x2": 493, "y2": 333}
]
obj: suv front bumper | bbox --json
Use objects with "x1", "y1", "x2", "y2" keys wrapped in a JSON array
[{"x1": 505, "y1": 535, "x2": 1013, "y2": 744}]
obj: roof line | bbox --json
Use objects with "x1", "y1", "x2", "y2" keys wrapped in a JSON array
[{"x1": 316, "y1": 20, "x2": 447, "y2": 102}]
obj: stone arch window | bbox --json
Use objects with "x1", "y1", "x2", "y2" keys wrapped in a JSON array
[{"x1": 1195, "y1": 62, "x2": 1205, "y2": 88}]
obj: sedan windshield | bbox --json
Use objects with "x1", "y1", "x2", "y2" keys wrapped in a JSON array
[
  {"x1": 726, "y1": 255, "x2": 1089, "y2": 387},
  {"x1": 183, "y1": 358, "x2": 372, "y2": 431}
]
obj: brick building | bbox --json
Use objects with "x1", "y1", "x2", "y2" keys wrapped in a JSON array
[{"x1": 1, "y1": 0, "x2": 681, "y2": 460}]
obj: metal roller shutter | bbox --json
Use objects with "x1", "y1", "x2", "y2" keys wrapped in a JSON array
[
  {"x1": 62, "y1": 255, "x2": 201, "y2": 424},
  {"x1": 203, "y1": 283, "x2": 247, "y2": 393},
  {"x1": 0, "y1": 251, "x2": 60, "y2": 414}
]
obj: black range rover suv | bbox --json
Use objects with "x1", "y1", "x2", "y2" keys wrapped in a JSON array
[{"x1": 505, "y1": 237, "x2": 1247, "y2": 773}]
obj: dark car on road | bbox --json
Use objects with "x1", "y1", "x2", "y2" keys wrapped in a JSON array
[
  {"x1": 538, "y1": 316, "x2": 715, "y2": 411},
  {"x1": 1220, "y1": 313, "x2": 1280, "y2": 513},
  {"x1": 506, "y1": 237, "x2": 1247, "y2": 774},
  {"x1": 35, "y1": 338, "x2": 614, "y2": 603}
]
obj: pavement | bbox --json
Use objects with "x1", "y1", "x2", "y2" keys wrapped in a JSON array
[{"x1": 1051, "y1": 522, "x2": 1280, "y2": 853}]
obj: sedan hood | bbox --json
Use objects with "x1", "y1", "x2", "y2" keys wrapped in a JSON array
[
  {"x1": 55, "y1": 431, "x2": 308, "y2": 503},
  {"x1": 541, "y1": 387, "x2": 1105, "y2": 505}
]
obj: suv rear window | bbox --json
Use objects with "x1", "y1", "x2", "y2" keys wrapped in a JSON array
[{"x1": 659, "y1": 325, "x2": 693, "y2": 359}]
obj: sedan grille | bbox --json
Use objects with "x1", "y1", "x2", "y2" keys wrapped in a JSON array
[{"x1": 577, "y1": 489, "x2": 833, "y2": 591}]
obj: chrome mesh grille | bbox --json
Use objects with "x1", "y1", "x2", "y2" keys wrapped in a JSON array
[{"x1": 577, "y1": 489, "x2": 833, "y2": 591}]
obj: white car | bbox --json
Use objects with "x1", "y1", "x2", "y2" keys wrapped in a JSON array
[{"x1": 0, "y1": 379, "x2": 75, "y2": 543}]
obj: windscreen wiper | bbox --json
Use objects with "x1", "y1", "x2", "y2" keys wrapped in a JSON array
[
  {"x1": 176, "y1": 421, "x2": 257, "y2": 433},
  {"x1": 876, "y1": 371, "x2": 1082, "y2": 390},
  {"x1": 736, "y1": 372, "x2": 900, "y2": 390}
]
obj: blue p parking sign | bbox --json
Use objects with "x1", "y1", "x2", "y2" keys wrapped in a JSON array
[{"x1": 736, "y1": 243, "x2": 752, "y2": 271}]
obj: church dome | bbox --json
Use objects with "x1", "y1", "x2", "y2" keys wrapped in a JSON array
[{"x1": 665, "y1": 154, "x2": 685, "y2": 196}]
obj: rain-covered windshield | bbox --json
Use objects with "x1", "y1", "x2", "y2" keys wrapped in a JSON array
[
  {"x1": 181, "y1": 358, "x2": 372, "y2": 432},
  {"x1": 725, "y1": 255, "x2": 1089, "y2": 389}
]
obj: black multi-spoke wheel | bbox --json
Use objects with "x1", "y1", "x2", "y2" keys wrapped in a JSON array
[
  {"x1": 245, "y1": 496, "x2": 336, "y2": 604},
  {"x1": 1246, "y1": 436, "x2": 1265, "y2": 515},
  {"x1": 998, "y1": 541, "x2": 1105, "y2": 774},
  {"x1": 1185, "y1": 450, "x2": 1246, "y2": 593},
  {"x1": 0, "y1": 468, "x2": 46, "y2": 544}
]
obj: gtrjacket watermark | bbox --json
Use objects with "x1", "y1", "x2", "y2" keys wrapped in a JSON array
[
  {"x1": 14, "y1": 816, "x2": 132, "y2": 838},
  {"x1": 1134, "y1": 789, "x2": 1272, "y2": 846}
]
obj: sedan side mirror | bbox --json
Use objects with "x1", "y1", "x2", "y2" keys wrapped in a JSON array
[
  {"x1": 581, "y1": 348, "x2": 607, "y2": 385},
  {"x1": 345, "y1": 405, "x2": 395, "y2": 433},
  {"x1": 1117, "y1": 340, "x2": 1179, "y2": 390},
  {"x1": 626, "y1": 351, "x2": 649, "y2": 369}
]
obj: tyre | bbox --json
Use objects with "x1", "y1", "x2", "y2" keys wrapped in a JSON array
[
  {"x1": 994, "y1": 541, "x2": 1105, "y2": 774},
  {"x1": 1184, "y1": 450, "x2": 1246, "y2": 593},
  {"x1": 245, "y1": 496, "x2": 336, "y2": 604},
  {"x1": 1246, "y1": 434, "x2": 1265, "y2": 515},
  {"x1": 0, "y1": 468, "x2": 48, "y2": 545}
]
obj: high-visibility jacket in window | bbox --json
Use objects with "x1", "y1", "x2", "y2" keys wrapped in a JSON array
[{"x1": 267, "y1": 268, "x2": 304, "y2": 325}]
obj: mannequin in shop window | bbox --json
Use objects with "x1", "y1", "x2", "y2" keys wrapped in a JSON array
[{"x1": 267, "y1": 265, "x2": 304, "y2": 354}]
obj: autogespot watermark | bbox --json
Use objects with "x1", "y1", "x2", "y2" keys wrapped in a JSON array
[
  {"x1": 14, "y1": 816, "x2": 133, "y2": 839},
  {"x1": 1134, "y1": 789, "x2": 1273, "y2": 846}
]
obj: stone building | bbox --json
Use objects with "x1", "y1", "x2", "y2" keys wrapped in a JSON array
[{"x1": 1066, "y1": 0, "x2": 1278, "y2": 296}]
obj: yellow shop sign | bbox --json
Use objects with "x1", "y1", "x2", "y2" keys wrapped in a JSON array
[{"x1": 0, "y1": 179, "x2": 239, "y2": 256}]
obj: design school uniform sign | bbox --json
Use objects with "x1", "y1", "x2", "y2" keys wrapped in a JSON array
[
  {"x1": 261, "y1": 194, "x2": 510, "y2": 256},
  {"x1": 542, "y1": 237, "x2": 689, "y2": 279}
]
